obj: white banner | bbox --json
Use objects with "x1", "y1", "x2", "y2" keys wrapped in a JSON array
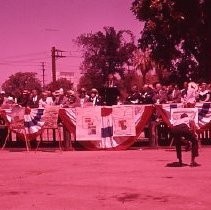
[
  {"x1": 76, "y1": 107, "x2": 102, "y2": 141},
  {"x1": 171, "y1": 108, "x2": 198, "y2": 125},
  {"x1": 112, "y1": 105, "x2": 136, "y2": 137}
]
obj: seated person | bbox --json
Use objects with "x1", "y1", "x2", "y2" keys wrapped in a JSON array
[
  {"x1": 87, "y1": 88, "x2": 102, "y2": 106},
  {"x1": 125, "y1": 84, "x2": 143, "y2": 104},
  {"x1": 62, "y1": 90, "x2": 77, "y2": 108},
  {"x1": 142, "y1": 84, "x2": 154, "y2": 104},
  {"x1": 28, "y1": 89, "x2": 41, "y2": 108},
  {"x1": 197, "y1": 82, "x2": 210, "y2": 102},
  {"x1": 39, "y1": 91, "x2": 54, "y2": 108}
]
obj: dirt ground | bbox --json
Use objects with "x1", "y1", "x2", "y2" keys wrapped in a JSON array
[{"x1": 0, "y1": 147, "x2": 211, "y2": 210}]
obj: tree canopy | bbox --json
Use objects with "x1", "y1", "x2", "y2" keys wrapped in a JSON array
[
  {"x1": 75, "y1": 27, "x2": 137, "y2": 91},
  {"x1": 2, "y1": 72, "x2": 42, "y2": 97},
  {"x1": 132, "y1": 0, "x2": 211, "y2": 84},
  {"x1": 45, "y1": 78, "x2": 73, "y2": 92}
]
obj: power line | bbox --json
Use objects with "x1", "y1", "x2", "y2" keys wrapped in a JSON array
[
  {"x1": 0, "y1": 51, "x2": 49, "y2": 60},
  {"x1": 0, "y1": 56, "x2": 51, "y2": 64},
  {"x1": 0, "y1": 63, "x2": 41, "y2": 67}
]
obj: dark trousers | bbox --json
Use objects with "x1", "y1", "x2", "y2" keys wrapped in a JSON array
[{"x1": 171, "y1": 124, "x2": 199, "y2": 161}]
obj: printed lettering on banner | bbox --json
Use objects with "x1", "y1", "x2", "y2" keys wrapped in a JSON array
[
  {"x1": 76, "y1": 106, "x2": 101, "y2": 141},
  {"x1": 171, "y1": 108, "x2": 198, "y2": 124},
  {"x1": 112, "y1": 105, "x2": 136, "y2": 137}
]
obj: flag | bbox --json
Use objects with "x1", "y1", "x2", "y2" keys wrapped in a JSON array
[
  {"x1": 195, "y1": 103, "x2": 211, "y2": 126},
  {"x1": 24, "y1": 108, "x2": 45, "y2": 134}
]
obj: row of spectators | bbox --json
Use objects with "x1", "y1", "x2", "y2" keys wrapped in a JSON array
[
  {"x1": 125, "y1": 81, "x2": 210, "y2": 106},
  {"x1": 0, "y1": 81, "x2": 210, "y2": 109}
]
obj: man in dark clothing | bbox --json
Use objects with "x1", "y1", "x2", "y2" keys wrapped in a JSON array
[
  {"x1": 17, "y1": 90, "x2": 30, "y2": 107},
  {"x1": 103, "y1": 74, "x2": 120, "y2": 106},
  {"x1": 170, "y1": 113, "x2": 199, "y2": 167},
  {"x1": 125, "y1": 84, "x2": 143, "y2": 104},
  {"x1": 28, "y1": 89, "x2": 40, "y2": 108}
]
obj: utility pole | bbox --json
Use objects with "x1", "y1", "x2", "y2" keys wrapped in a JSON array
[
  {"x1": 51, "y1": 46, "x2": 66, "y2": 83},
  {"x1": 41, "y1": 62, "x2": 45, "y2": 89}
]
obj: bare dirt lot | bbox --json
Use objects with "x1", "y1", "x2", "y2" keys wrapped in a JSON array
[{"x1": 0, "y1": 147, "x2": 211, "y2": 210}]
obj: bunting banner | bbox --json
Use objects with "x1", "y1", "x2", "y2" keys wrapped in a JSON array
[
  {"x1": 195, "y1": 102, "x2": 211, "y2": 126},
  {"x1": 158, "y1": 103, "x2": 211, "y2": 127},
  {"x1": 4, "y1": 103, "x2": 211, "y2": 150},
  {"x1": 24, "y1": 108, "x2": 45, "y2": 134}
]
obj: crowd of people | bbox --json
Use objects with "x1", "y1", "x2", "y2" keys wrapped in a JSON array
[
  {"x1": 0, "y1": 73, "x2": 210, "y2": 109},
  {"x1": 0, "y1": 76, "x2": 205, "y2": 166}
]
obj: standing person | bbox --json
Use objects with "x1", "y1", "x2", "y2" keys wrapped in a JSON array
[
  {"x1": 103, "y1": 73, "x2": 120, "y2": 106},
  {"x1": 170, "y1": 113, "x2": 200, "y2": 167}
]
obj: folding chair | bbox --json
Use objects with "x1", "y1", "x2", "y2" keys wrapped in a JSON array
[
  {"x1": 36, "y1": 106, "x2": 63, "y2": 151},
  {"x1": 1, "y1": 106, "x2": 30, "y2": 151}
]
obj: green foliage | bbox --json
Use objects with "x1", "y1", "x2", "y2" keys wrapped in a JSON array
[
  {"x1": 45, "y1": 78, "x2": 73, "y2": 92},
  {"x1": 75, "y1": 27, "x2": 137, "y2": 91},
  {"x1": 132, "y1": 0, "x2": 211, "y2": 84},
  {"x1": 77, "y1": 69, "x2": 104, "y2": 93},
  {"x1": 1, "y1": 72, "x2": 42, "y2": 97}
]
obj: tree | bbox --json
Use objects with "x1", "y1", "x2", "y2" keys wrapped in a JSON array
[
  {"x1": 45, "y1": 78, "x2": 73, "y2": 92},
  {"x1": 1, "y1": 72, "x2": 42, "y2": 97},
  {"x1": 77, "y1": 69, "x2": 104, "y2": 93},
  {"x1": 133, "y1": 49, "x2": 153, "y2": 84},
  {"x1": 75, "y1": 27, "x2": 137, "y2": 91},
  {"x1": 131, "y1": 0, "x2": 211, "y2": 84}
]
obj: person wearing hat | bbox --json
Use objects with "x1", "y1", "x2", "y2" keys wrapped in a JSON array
[
  {"x1": 62, "y1": 90, "x2": 77, "y2": 108},
  {"x1": 169, "y1": 113, "x2": 200, "y2": 167},
  {"x1": 88, "y1": 88, "x2": 102, "y2": 106},
  {"x1": 53, "y1": 88, "x2": 65, "y2": 106},
  {"x1": 198, "y1": 82, "x2": 210, "y2": 102}
]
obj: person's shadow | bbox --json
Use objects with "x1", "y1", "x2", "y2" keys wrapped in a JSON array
[{"x1": 166, "y1": 162, "x2": 189, "y2": 167}]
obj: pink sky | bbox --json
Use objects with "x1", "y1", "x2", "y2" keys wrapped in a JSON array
[{"x1": 0, "y1": 0, "x2": 143, "y2": 86}]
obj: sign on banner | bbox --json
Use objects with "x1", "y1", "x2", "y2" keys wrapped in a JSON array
[
  {"x1": 112, "y1": 105, "x2": 136, "y2": 137},
  {"x1": 42, "y1": 106, "x2": 60, "y2": 128},
  {"x1": 76, "y1": 106, "x2": 102, "y2": 141},
  {"x1": 170, "y1": 108, "x2": 198, "y2": 125}
]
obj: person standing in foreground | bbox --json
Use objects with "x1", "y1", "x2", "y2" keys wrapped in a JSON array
[{"x1": 170, "y1": 113, "x2": 200, "y2": 167}]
